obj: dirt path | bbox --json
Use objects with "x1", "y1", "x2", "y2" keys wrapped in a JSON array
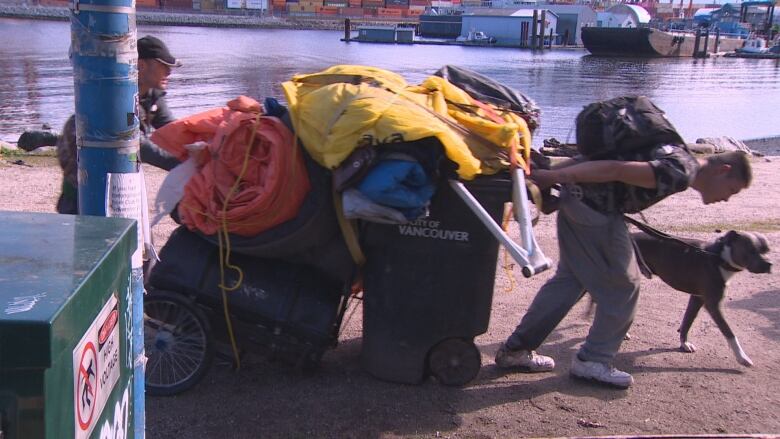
[{"x1": 1, "y1": 154, "x2": 778, "y2": 438}]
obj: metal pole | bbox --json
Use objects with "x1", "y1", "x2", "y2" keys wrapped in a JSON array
[
  {"x1": 548, "y1": 28, "x2": 553, "y2": 49},
  {"x1": 70, "y1": 0, "x2": 145, "y2": 436},
  {"x1": 714, "y1": 27, "x2": 720, "y2": 53}
]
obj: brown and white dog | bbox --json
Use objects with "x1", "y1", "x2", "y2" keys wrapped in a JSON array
[{"x1": 633, "y1": 229, "x2": 772, "y2": 367}]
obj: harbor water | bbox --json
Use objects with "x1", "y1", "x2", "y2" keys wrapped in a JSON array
[{"x1": 1, "y1": 17, "x2": 779, "y2": 146}]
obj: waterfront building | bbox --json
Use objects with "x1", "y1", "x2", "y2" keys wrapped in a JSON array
[
  {"x1": 505, "y1": 5, "x2": 596, "y2": 45},
  {"x1": 460, "y1": 8, "x2": 558, "y2": 45}
]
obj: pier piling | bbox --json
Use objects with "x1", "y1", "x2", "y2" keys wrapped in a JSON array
[
  {"x1": 539, "y1": 10, "x2": 546, "y2": 50},
  {"x1": 714, "y1": 27, "x2": 720, "y2": 53},
  {"x1": 344, "y1": 18, "x2": 350, "y2": 42},
  {"x1": 531, "y1": 9, "x2": 538, "y2": 50}
]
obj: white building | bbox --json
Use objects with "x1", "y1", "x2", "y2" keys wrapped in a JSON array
[
  {"x1": 461, "y1": 8, "x2": 559, "y2": 46},
  {"x1": 596, "y1": 4, "x2": 651, "y2": 28}
]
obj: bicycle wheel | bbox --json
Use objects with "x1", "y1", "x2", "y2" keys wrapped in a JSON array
[{"x1": 144, "y1": 290, "x2": 213, "y2": 396}]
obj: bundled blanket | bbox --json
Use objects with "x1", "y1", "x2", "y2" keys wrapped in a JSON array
[{"x1": 150, "y1": 96, "x2": 310, "y2": 236}]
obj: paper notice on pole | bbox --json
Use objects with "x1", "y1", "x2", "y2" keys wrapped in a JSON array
[{"x1": 106, "y1": 173, "x2": 144, "y2": 269}]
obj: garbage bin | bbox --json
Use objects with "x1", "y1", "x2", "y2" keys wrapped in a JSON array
[
  {"x1": 360, "y1": 173, "x2": 511, "y2": 386},
  {"x1": 0, "y1": 212, "x2": 136, "y2": 439}
]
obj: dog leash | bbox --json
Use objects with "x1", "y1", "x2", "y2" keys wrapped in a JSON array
[{"x1": 623, "y1": 215, "x2": 719, "y2": 257}]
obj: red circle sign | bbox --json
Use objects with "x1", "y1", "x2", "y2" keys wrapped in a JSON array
[{"x1": 76, "y1": 342, "x2": 98, "y2": 431}]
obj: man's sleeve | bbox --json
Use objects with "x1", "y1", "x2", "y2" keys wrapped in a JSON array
[
  {"x1": 151, "y1": 96, "x2": 176, "y2": 129},
  {"x1": 647, "y1": 145, "x2": 698, "y2": 196},
  {"x1": 140, "y1": 137, "x2": 180, "y2": 171}
]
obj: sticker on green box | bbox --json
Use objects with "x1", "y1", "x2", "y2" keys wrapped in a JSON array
[{"x1": 73, "y1": 293, "x2": 121, "y2": 439}]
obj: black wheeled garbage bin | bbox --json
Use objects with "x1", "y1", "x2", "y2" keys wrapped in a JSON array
[{"x1": 361, "y1": 173, "x2": 512, "y2": 386}]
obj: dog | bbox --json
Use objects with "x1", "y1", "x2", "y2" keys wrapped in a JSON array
[{"x1": 632, "y1": 229, "x2": 772, "y2": 367}]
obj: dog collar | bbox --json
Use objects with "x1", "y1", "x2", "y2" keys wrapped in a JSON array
[{"x1": 720, "y1": 246, "x2": 744, "y2": 272}]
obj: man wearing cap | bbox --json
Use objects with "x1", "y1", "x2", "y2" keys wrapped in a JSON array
[
  {"x1": 55, "y1": 35, "x2": 182, "y2": 214},
  {"x1": 136, "y1": 35, "x2": 182, "y2": 154}
]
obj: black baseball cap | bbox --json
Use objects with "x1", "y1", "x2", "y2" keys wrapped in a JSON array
[{"x1": 138, "y1": 35, "x2": 182, "y2": 67}]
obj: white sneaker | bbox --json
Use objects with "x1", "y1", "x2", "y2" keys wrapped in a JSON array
[
  {"x1": 495, "y1": 343, "x2": 555, "y2": 372},
  {"x1": 570, "y1": 355, "x2": 634, "y2": 389}
]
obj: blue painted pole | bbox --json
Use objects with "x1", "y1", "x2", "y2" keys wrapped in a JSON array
[{"x1": 70, "y1": 0, "x2": 146, "y2": 437}]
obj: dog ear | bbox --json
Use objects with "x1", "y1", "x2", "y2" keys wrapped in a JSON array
[
  {"x1": 753, "y1": 233, "x2": 770, "y2": 253},
  {"x1": 723, "y1": 230, "x2": 739, "y2": 242}
]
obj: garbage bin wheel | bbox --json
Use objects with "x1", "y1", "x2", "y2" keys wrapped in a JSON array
[
  {"x1": 427, "y1": 338, "x2": 481, "y2": 387},
  {"x1": 144, "y1": 290, "x2": 213, "y2": 396}
]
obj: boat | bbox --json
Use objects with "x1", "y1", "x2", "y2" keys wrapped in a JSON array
[
  {"x1": 737, "y1": 36, "x2": 770, "y2": 54},
  {"x1": 581, "y1": 27, "x2": 745, "y2": 57},
  {"x1": 726, "y1": 35, "x2": 780, "y2": 59},
  {"x1": 455, "y1": 30, "x2": 497, "y2": 45}
]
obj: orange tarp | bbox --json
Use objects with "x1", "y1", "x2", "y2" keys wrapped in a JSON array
[{"x1": 150, "y1": 96, "x2": 310, "y2": 236}]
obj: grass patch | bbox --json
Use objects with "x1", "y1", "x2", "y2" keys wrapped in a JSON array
[
  {"x1": 665, "y1": 220, "x2": 780, "y2": 234},
  {"x1": 1, "y1": 147, "x2": 56, "y2": 157}
]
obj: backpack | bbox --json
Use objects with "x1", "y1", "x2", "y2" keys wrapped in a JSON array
[{"x1": 575, "y1": 96, "x2": 684, "y2": 160}]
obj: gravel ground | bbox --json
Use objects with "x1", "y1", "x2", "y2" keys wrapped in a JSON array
[{"x1": 0, "y1": 151, "x2": 778, "y2": 438}]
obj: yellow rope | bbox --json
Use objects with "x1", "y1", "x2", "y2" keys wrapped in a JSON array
[{"x1": 215, "y1": 112, "x2": 263, "y2": 370}]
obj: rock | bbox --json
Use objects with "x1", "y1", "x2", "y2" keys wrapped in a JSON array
[{"x1": 17, "y1": 130, "x2": 59, "y2": 152}]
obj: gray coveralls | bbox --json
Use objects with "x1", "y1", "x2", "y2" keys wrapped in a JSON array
[{"x1": 505, "y1": 186, "x2": 642, "y2": 364}]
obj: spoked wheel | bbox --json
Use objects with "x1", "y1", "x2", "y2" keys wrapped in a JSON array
[
  {"x1": 427, "y1": 338, "x2": 482, "y2": 387},
  {"x1": 144, "y1": 290, "x2": 213, "y2": 396}
]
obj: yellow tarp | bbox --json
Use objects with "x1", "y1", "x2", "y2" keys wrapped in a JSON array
[{"x1": 281, "y1": 65, "x2": 531, "y2": 180}]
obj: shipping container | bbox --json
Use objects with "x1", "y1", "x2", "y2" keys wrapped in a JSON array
[
  {"x1": 409, "y1": 0, "x2": 428, "y2": 5},
  {"x1": 165, "y1": 0, "x2": 197, "y2": 8},
  {"x1": 136, "y1": 0, "x2": 160, "y2": 7},
  {"x1": 377, "y1": 7, "x2": 402, "y2": 15},
  {"x1": 404, "y1": 7, "x2": 423, "y2": 15},
  {"x1": 246, "y1": 0, "x2": 264, "y2": 9},
  {"x1": 289, "y1": 3, "x2": 318, "y2": 12},
  {"x1": 38, "y1": 0, "x2": 70, "y2": 6},
  {"x1": 324, "y1": 0, "x2": 347, "y2": 6},
  {"x1": 226, "y1": 0, "x2": 244, "y2": 8},
  {"x1": 348, "y1": 0, "x2": 361, "y2": 5},
  {"x1": 409, "y1": 4, "x2": 425, "y2": 10},
  {"x1": 385, "y1": 0, "x2": 409, "y2": 5},
  {"x1": 385, "y1": 4, "x2": 409, "y2": 10},
  {"x1": 340, "y1": 6, "x2": 364, "y2": 15}
]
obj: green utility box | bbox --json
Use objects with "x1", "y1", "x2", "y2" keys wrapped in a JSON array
[{"x1": 0, "y1": 211, "x2": 136, "y2": 439}]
